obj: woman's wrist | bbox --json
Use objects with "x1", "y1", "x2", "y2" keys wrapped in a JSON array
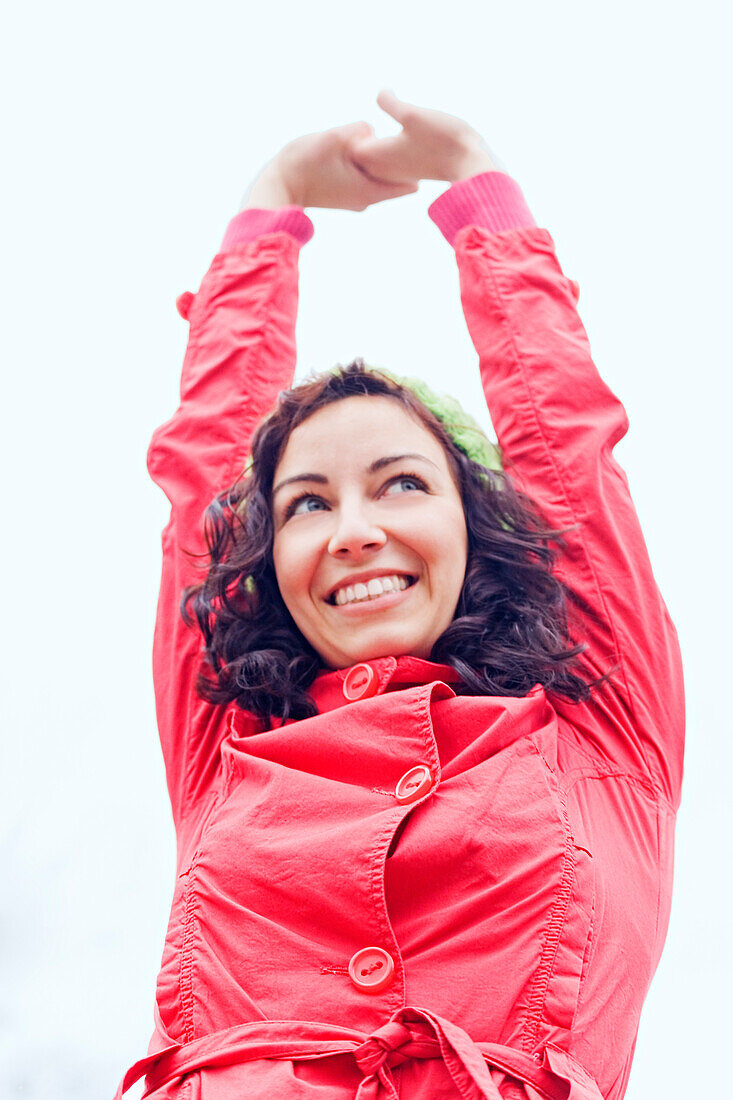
[
  {"x1": 238, "y1": 144, "x2": 503, "y2": 212},
  {"x1": 239, "y1": 161, "x2": 302, "y2": 211},
  {"x1": 447, "y1": 149, "x2": 502, "y2": 184}
]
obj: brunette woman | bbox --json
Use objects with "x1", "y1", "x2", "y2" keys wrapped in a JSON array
[{"x1": 115, "y1": 92, "x2": 684, "y2": 1100}]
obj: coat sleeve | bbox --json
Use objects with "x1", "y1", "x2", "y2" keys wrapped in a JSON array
[
  {"x1": 429, "y1": 174, "x2": 684, "y2": 807},
  {"x1": 147, "y1": 210, "x2": 314, "y2": 827}
]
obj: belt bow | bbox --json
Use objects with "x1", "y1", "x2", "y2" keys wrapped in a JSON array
[{"x1": 352, "y1": 1009, "x2": 502, "y2": 1099}]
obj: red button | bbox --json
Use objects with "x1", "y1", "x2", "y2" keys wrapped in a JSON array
[
  {"x1": 342, "y1": 663, "x2": 378, "y2": 701},
  {"x1": 348, "y1": 947, "x2": 395, "y2": 993},
  {"x1": 395, "y1": 764, "x2": 433, "y2": 804}
]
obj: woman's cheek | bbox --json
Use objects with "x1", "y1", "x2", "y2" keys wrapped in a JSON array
[{"x1": 274, "y1": 529, "x2": 321, "y2": 620}]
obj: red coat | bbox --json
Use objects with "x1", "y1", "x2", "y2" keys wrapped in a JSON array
[{"x1": 116, "y1": 174, "x2": 684, "y2": 1099}]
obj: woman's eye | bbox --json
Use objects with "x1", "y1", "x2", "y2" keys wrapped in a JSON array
[
  {"x1": 383, "y1": 475, "x2": 427, "y2": 496},
  {"x1": 289, "y1": 495, "x2": 328, "y2": 517},
  {"x1": 283, "y1": 475, "x2": 426, "y2": 519}
]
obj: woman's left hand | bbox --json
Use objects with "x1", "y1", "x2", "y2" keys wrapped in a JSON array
[
  {"x1": 245, "y1": 122, "x2": 420, "y2": 212},
  {"x1": 349, "y1": 91, "x2": 500, "y2": 185}
]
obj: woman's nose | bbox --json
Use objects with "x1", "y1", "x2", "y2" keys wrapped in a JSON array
[{"x1": 327, "y1": 507, "x2": 387, "y2": 558}]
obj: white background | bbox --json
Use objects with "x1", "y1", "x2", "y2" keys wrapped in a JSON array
[{"x1": 1, "y1": 1, "x2": 731, "y2": 1096}]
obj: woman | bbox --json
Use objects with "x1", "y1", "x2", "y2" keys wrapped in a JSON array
[{"x1": 115, "y1": 92, "x2": 684, "y2": 1099}]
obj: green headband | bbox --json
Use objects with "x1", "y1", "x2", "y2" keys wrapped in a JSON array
[
  {"x1": 362, "y1": 363, "x2": 503, "y2": 474},
  {"x1": 242, "y1": 363, "x2": 503, "y2": 479}
]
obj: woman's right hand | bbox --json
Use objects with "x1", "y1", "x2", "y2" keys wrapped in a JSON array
[
  {"x1": 242, "y1": 120, "x2": 419, "y2": 212},
  {"x1": 348, "y1": 90, "x2": 501, "y2": 185}
]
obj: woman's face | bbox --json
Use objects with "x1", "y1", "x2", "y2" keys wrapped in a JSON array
[{"x1": 271, "y1": 396, "x2": 468, "y2": 669}]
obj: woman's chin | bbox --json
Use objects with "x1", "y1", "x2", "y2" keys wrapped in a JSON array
[{"x1": 324, "y1": 630, "x2": 431, "y2": 670}]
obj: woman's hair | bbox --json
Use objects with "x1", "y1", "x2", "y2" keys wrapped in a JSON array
[{"x1": 182, "y1": 360, "x2": 602, "y2": 724}]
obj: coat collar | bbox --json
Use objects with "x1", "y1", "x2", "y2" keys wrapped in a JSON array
[{"x1": 308, "y1": 655, "x2": 462, "y2": 715}]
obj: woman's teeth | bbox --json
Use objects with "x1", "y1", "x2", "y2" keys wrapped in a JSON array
[{"x1": 333, "y1": 574, "x2": 412, "y2": 606}]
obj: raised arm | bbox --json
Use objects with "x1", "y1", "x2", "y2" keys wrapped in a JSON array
[
  {"x1": 432, "y1": 187, "x2": 684, "y2": 805},
  {"x1": 148, "y1": 123, "x2": 419, "y2": 828},
  {"x1": 148, "y1": 223, "x2": 305, "y2": 828},
  {"x1": 355, "y1": 93, "x2": 684, "y2": 806}
]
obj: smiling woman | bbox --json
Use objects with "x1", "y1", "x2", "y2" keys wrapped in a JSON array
[
  {"x1": 271, "y1": 394, "x2": 469, "y2": 668},
  {"x1": 117, "y1": 92, "x2": 684, "y2": 1100},
  {"x1": 182, "y1": 363, "x2": 598, "y2": 722}
]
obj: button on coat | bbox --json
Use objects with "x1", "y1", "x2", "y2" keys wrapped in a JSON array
[
  {"x1": 394, "y1": 765, "x2": 433, "y2": 804},
  {"x1": 348, "y1": 948, "x2": 396, "y2": 994},
  {"x1": 343, "y1": 663, "x2": 378, "y2": 701}
]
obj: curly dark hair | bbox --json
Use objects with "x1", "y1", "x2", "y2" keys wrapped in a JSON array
[{"x1": 182, "y1": 359, "x2": 603, "y2": 724}]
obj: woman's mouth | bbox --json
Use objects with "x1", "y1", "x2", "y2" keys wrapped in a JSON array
[{"x1": 327, "y1": 574, "x2": 417, "y2": 607}]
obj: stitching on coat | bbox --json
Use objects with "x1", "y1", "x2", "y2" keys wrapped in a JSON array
[
  {"x1": 369, "y1": 682, "x2": 444, "y2": 1012},
  {"x1": 365, "y1": 687, "x2": 446, "y2": 1016},
  {"x1": 579, "y1": 892, "x2": 596, "y2": 990},
  {"x1": 562, "y1": 767, "x2": 660, "y2": 804},
  {"x1": 520, "y1": 743, "x2": 578, "y2": 1053},
  {"x1": 523, "y1": 836, "x2": 576, "y2": 1053},
  {"x1": 419, "y1": 682, "x2": 445, "y2": 780},
  {"x1": 179, "y1": 856, "x2": 200, "y2": 1043},
  {"x1": 555, "y1": 724, "x2": 627, "y2": 777},
  {"x1": 368, "y1": 811, "x2": 407, "y2": 1012},
  {"x1": 178, "y1": 784, "x2": 231, "y2": 1042}
]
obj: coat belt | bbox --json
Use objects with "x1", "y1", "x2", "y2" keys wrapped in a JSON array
[{"x1": 113, "y1": 1005, "x2": 604, "y2": 1100}]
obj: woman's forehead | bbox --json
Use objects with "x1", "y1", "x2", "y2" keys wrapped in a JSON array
[{"x1": 276, "y1": 396, "x2": 448, "y2": 472}]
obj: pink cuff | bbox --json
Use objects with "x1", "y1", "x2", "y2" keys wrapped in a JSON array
[
  {"x1": 221, "y1": 206, "x2": 315, "y2": 250},
  {"x1": 428, "y1": 172, "x2": 536, "y2": 246},
  {"x1": 219, "y1": 175, "x2": 531, "y2": 253}
]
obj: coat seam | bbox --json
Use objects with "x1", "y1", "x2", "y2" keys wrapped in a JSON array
[
  {"x1": 520, "y1": 742, "x2": 578, "y2": 1053},
  {"x1": 179, "y1": 856, "x2": 200, "y2": 1043},
  {"x1": 421, "y1": 683, "x2": 444, "y2": 782},
  {"x1": 562, "y1": 768, "x2": 661, "y2": 803},
  {"x1": 365, "y1": 683, "x2": 444, "y2": 1011},
  {"x1": 368, "y1": 813, "x2": 407, "y2": 1012},
  {"x1": 177, "y1": 790, "x2": 225, "y2": 1042}
]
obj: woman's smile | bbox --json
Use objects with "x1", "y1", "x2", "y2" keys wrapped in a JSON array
[
  {"x1": 328, "y1": 573, "x2": 417, "y2": 609},
  {"x1": 325, "y1": 571, "x2": 416, "y2": 606},
  {"x1": 271, "y1": 395, "x2": 468, "y2": 670}
]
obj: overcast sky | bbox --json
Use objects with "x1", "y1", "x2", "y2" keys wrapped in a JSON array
[{"x1": 2, "y1": 2, "x2": 731, "y2": 1097}]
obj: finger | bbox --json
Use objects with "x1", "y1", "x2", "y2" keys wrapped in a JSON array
[
  {"x1": 391, "y1": 181, "x2": 420, "y2": 196},
  {"x1": 351, "y1": 157, "x2": 413, "y2": 188},
  {"x1": 337, "y1": 120, "x2": 374, "y2": 141},
  {"x1": 376, "y1": 89, "x2": 413, "y2": 124},
  {"x1": 371, "y1": 176, "x2": 419, "y2": 194},
  {"x1": 349, "y1": 134, "x2": 409, "y2": 177},
  {"x1": 347, "y1": 158, "x2": 415, "y2": 200},
  {"x1": 349, "y1": 133, "x2": 395, "y2": 156},
  {"x1": 361, "y1": 178, "x2": 419, "y2": 204}
]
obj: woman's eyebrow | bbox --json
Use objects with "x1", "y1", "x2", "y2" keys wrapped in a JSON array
[
  {"x1": 272, "y1": 472, "x2": 329, "y2": 497},
  {"x1": 272, "y1": 453, "x2": 439, "y2": 497},
  {"x1": 369, "y1": 453, "x2": 439, "y2": 473}
]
